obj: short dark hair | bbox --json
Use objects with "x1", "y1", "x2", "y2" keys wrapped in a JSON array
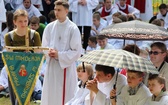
[
  {"x1": 54, "y1": 0, "x2": 69, "y2": 9},
  {"x1": 123, "y1": 44, "x2": 140, "y2": 55},
  {"x1": 127, "y1": 70, "x2": 144, "y2": 78},
  {"x1": 96, "y1": 35, "x2": 107, "y2": 40},
  {"x1": 30, "y1": 16, "x2": 40, "y2": 24},
  {"x1": 149, "y1": 16, "x2": 157, "y2": 23},
  {"x1": 93, "y1": 13, "x2": 101, "y2": 21},
  {"x1": 39, "y1": 15, "x2": 47, "y2": 24},
  {"x1": 159, "y1": 3, "x2": 167, "y2": 9},
  {"x1": 148, "y1": 74, "x2": 166, "y2": 92},
  {"x1": 88, "y1": 36, "x2": 97, "y2": 44},
  {"x1": 48, "y1": 10, "x2": 56, "y2": 20},
  {"x1": 23, "y1": 0, "x2": 31, "y2": 3},
  {"x1": 95, "y1": 65, "x2": 115, "y2": 76},
  {"x1": 150, "y1": 42, "x2": 167, "y2": 52}
]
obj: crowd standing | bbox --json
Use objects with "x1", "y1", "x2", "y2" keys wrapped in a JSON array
[{"x1": 0, "y1": 0, "x2": 168, "y2": 105}]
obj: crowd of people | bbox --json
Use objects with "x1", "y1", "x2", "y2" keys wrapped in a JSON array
[{"x1": 0, "y1": 0, "x2": 168, "y2": 105}]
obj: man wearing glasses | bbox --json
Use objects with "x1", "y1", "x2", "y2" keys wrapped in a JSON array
[{"x1": 149, "y1": 42, "x2": 168, "y2": 89}]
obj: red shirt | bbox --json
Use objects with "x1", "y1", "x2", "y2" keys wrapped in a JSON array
[
  {"x1": 117, "y1": 4, "x2": 129, "y2": 14},
  {"x1": 101, "y1": 6, "x2": 111, "y2": 17}
]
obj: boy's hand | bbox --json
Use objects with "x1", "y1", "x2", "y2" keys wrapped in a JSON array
[
  {"x1": 110, "y1": 89, "x2": 116, "y2": 99},
  {"x1": 48, "y1": 48, "x2": 58, "y2": 59},
  {"x1": 86, "y1": 79, "x2": 99, "y2": 94}
]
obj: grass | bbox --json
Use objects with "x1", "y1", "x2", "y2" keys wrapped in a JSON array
[{"x1": 0, "y1": 97, "x2": 40, "y2": 105}]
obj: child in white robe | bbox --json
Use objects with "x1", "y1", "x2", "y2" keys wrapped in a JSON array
[
  {"x1": 110, "y1": 70, "x2": 152, "y2": 105},
  {"x1": 96, "y1": 35, "x2": 115, "y2": 50},
  {"x1": 65, "y1": 63, "x2": 94, "y2": 105},
  {"x1": 145, "y1": 74, "x2": 168, "y2": 105},
  {"x1": 90, "y1": 12, "x2": 105, "y2": 36},
  {"x1": 86, "y1": 36, "x2": 97, "y2": 52}
]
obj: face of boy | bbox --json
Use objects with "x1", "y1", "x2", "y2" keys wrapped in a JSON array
[
  {"x1": 97, "y1": 39, "x2": 107, "y2": 49},
  {"x1": 13, "y1": 16, "x2": 28, "y2": 29},
  {"x1": 119, "y1": 0, "x2": 126, "y2": 6},
  {"x1": 95, "y1": 71, "x2": 111, "y2": 83},
  {"x1": 160, "y1": 8, "x2": 167, "y2": 16},
  {"x1": 127, "y1": 72, "x2": 142, "y2": 88},
  {"x1": 105, "y1": 0, "x2": 112, "y2": 10},
  {"x1": 88, "y1": 40, "x2": 95, "y2": 48},
  {"x1": 29, "y1": 24, "x2": 39, "y2": 30},
  {"x1": 93, "y1": 18, "x2": 100, "y2": 27},
  {"x1": 148, "y1": 79, "x2": 164, "y2": 96},
  {"x1": 23, "y1": 0, "x2": 31, "y2": 9},
  {"x1": 54, "y1": 5, "x2": 68, "y2": 21}
]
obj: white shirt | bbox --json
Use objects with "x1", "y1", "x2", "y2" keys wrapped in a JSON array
[
  {"x1": 96, "y1": 43, "x2": 115, "y2": 50},
  {"x1": 0, "y1": 67, "x2": 8, "y2": 89},
  {"x1": 90, "y1": 23, "x2": 105, "y2": 36},
  {"x1": 69, "y1": 0, "x2": 99, "y2": 26},
  {"x1": 0, "y1": 0, "x2": 6, "y2": 33},
  {"x1": 17, "y1": 4, "x2": 42, "y2": 19}
]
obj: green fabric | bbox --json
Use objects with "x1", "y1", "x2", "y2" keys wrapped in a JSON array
[
  {"x1": 5, "y1": 28, "x2": 41, "y2": 46},
  {"x1": 36, "y1": 23, "x2": 46, "y2": 40},
  {"x1": 2, "y1": 52, "x2": 44, "y2": 105}
]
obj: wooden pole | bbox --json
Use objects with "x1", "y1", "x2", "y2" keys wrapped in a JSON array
[
  {"x1": 5, "y1": 46, "x2": 49, "y2": 52},
  {"x1": 25, "y1": 28, "x2": 29, "y2": 51}
]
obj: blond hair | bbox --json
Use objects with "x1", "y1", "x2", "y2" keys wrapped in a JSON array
[
  {"x1": 13, "y1": 9, "x2": 28, "y2": 21},
  {"x1": 77, "y1": 63, "x2": 94, "y2": 80}
]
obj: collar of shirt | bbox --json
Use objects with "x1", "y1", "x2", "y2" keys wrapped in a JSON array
[{"x1": 128, "y1": 82, "x2": 143, "y2": 95}]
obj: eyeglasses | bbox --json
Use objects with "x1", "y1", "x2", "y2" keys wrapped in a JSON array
[{"x1": 149, "y1": 51, "x2": 164, "y2": 55}]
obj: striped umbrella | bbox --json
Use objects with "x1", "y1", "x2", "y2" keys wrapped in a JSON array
[{"x1": 78, "y1": 49, "x2": 158, "y2": 74}]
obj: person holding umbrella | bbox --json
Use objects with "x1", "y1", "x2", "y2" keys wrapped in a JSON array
[
  {"x1": 78, "y1": 49, "x2": 158, "y2": 105},
  {"x1": 110, "y1": 70, "x2": 151, "y2": 105},
  {"x1": 86, "y1": 64, "x2": 127, "y2": 105}
]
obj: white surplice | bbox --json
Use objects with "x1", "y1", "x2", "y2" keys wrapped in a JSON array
[
  {"x1": 69, "y1": 0, "x2": 99, "y2": 26},
  {"x1": 17, "y1": 4, "x2": 42, "y2": 19},
  {"x1": 117, "y1": 84, "x2": 152, "y2": 105},
  {"x1": 145, "y1": 92, "x2": 168, "y2": 105},
  {"x1": 0, "y1": 0, "x2": 6, "y2": 33},
  {"x1": 41, "y1": 17, "x2": 82, "y2": 105},
  {"x1": 65, "y1": 81, "x2": 90, "y2": 105}
]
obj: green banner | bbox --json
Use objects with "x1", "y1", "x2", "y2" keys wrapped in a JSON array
[{"x1": 2, "y1": 52, "x2": 44, "y2": 105}]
